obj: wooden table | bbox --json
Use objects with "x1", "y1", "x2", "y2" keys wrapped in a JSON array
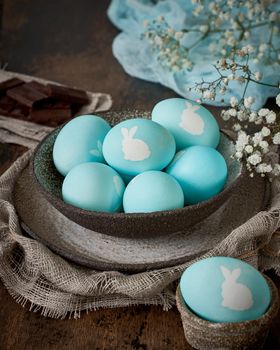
[{"x1": 0, "y1": 1, "x2": 279, "y2": 349}]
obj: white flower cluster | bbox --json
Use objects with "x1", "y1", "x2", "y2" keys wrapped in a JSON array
[
  {"x1": 221, "y1": 93, "x2": 280, "y2": 178},
  {"x1": 143, "y1": 17, "x2": 193, "y2": 72},
  {"x1": 141, "y1": 3, "x2": 280, "y2": 179},
  {"x1": 193, "y1": 0, "x2": 279, "y2": 63},
  {"x1": 193, "y1": 51, "x2": 278, "y2": 106},
  {"x1": 143, "y1": 0, "x2": 280, "y2": 72}
]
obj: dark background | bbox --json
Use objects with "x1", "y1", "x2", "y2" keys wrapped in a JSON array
[
  {"x1": 0, "y1": 1, "x2": 279, "y2": 349},
  {"x1": 1, "y1": 0, "x2": 177, "y2": 110}
]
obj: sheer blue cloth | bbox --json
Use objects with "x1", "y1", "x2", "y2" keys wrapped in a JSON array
[{"x1": 108, "y1": 0, "x2": 279, "y2": 109}]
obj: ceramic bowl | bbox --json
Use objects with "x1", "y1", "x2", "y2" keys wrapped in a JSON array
[
  {"x1": 31, "y1": 110, "x2": 245, "y2": 238},
  {"x1": 176, "y1": 275, "x2": 279, "y2": 350}
]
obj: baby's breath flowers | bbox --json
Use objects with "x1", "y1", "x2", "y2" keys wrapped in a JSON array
[
  {"x1": 193, "y1": 49, "x2": 279, "y2": 106},
  {"x1": 141, "y1": 1, "x2": 280, "y2": 178},
  {"x1": 143, "y1": 16, "x2": 193, "y2": 71},
  {"x1": 223, "y1": 92, "x2": 280, "y2": 179},
  {"x1": 189, "y1": 45, "x2": 280, "y2": 178},
  {"x1": 143, "y1": 0, "x2": 280, "y2": 72}
]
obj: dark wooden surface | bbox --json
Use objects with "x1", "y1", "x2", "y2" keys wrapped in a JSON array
[{"x1": 0, "y1": 1, "x2": 279, "y2": 349}]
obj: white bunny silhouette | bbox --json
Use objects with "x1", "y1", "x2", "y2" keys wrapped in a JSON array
[
  {"x1": 113, "y1": 175, "x2": 123, "y2": 196},
  {"x1": 179, "y1": 101, "x2": 205, "y2": 135},
  {"x1": 89, "y1": 140, "x2": 103, "y2": 158},
  {"x1": 121, "y1": 126, "x2": 151, "y2": 161},
  {"x1": 220, "y1": 266, "x2": 253, "y2": 311}
]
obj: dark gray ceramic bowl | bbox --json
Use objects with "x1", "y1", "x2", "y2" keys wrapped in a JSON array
[{"x1": 31, "y1": 111, "x2": 246, "y2": 238}]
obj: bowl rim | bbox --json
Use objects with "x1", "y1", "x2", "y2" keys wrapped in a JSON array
[{"x1": 31, "y1": 117, "x2": 246, "y2": 219}]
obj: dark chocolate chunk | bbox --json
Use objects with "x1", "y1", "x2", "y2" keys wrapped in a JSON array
[
  {"x1": 0, "y1": 78, "x2": 25, "y2": 96},
  {"x1": 0, "y1": 96, "x2": 16, "y2": 112},
  {"x1": 51, "y1": 101, "x2": 71, "y2": 109},
  {"x1": 39, "y1": 99, "x2": 71, "y2": 109},
  {"x1": 0, "y1": 96, "x2": 29, "y2": 120},
  {"x1": 7, "y1": 83, "x2": 49, "y2": 108},
  {"x1": 47, "y1": 83, "x2": 89, "y2": 105},
  {"x1": 9, "y1": 104, "x2": 30, "y2": 119},
  {"x1": 30, "y1": 107, "x2": 72, "y2": 124},
  {"x1": 25, "y1": 81, "x2": 49, "y2": 95},
  {"x1": 1, "y1": 78, "x2": 88, "y2": 126}
]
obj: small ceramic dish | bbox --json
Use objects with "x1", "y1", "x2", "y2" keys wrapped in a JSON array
[
  {"x1": 31, "y1": 110, "x2": 246, "y2": 238},
  {"x1": 176, "y1": 275, "x2": 279, "y2": 350}
]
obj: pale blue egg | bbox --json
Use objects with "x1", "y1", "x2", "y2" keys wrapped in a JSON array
[
  {"x1": 180, "y1": 257, "x2": 271, "y2": 323},
  {"x1": 166, "y1": 146, "x2": 227, "y2": 205},
  {"x1": 53, "y1": 115, "x2": 111, "y2": 176},
  {"x1": 103, "y1": 118, "x2": 176, "y2": 176},
  {"x1": 152, "y1": 98, "x2": 220, "y2": 150},
  {"x1": 62, "y1": 162, "x2": 125, "y2": 213},
  {"x1": 123, "y1": 171, "x2": 184, "y2": 213}
]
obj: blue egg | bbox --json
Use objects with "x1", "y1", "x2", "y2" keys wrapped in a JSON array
[
  {"x1": 103, "y1": 118, "x2": 176, "y2": 176},
  {"x1": 123, "y1": 171, "x2": 184, "y2": 213},
  {"x1": 152, "y1": 98, "x2": 220, "y2": 150},
  {"x1": 62, "y1": 162, "x2": 125, "y2": 212},
  {"x1": 166, "y1": 146, "x2": 227, "y2": 205},
  {"x1": 53, "y1": 115, "x2": 111, "y2": 176},
  {"x1": 180, "y1": 257, "x2": 271, "y2": 323}
]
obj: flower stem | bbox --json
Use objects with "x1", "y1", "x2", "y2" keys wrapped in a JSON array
[{"x1": 248, "y1": 78, "x2": 279, "y2": 88}]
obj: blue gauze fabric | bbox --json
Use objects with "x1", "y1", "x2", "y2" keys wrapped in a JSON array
[{"x1": 108, "y1": 0, "x2": 279, "y2": 109}]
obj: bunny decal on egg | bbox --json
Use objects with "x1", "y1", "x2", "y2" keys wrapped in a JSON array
[
  {"x1": 179, "y1": 101, "x2": 205, "y2": 135},
  {"x1": 220, "y1": 266, "x2": 254, "y2": 311},
  {"x1": 180, "y1": 257, "x2": 271, "y2": 323},
  {"x1": 113, "y1": 175, "x2": 124, "y2": 196},
  {"x1": 152, "y1": 98, "x2": 220, "y2": 149},
  {"x1": 89, "y1": 140, "x2": 103, "y2": 158},
  {"x1": 103, "y1": 118, "x2": 175, "y2": 176},
  {"x1": 121, "y1": 126, "x2": 151, "y2": 161}
]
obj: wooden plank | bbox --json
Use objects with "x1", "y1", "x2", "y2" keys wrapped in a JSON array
[{"x1": 0, "y1": 282, "x2": 189, "y2": 350}]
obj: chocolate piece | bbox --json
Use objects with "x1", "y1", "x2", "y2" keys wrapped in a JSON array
[
  {"x1": 0, "y1": 107, "x2": 13, "y2": 117},
  {"x1": 47, "y1": 83, "x2": 89, "y2": 105},
  {"x1": 30, "y1": 107, "x2": 72, "y2": 124},
  {"x1": 39, "y1": 99, "x2": 71, "y2": 109},
  {"x1": 7, "y1": 83, "x2": 49, "y2": 108},
  {"x1": 9, "y1": 103, "x2": 30, "y2": 119},
  {"x1": 0, "y1": 78, "x2": 25, "y2": 96},
  {"x1": 0, "y1": 78, "x2": 88, "y2": 126},
  {"x1": 25, "y1": 81, "x2": 49, "y2": 95},
  {"x1": 51, "y1": 101, "x2": 71, "y2": 109},
  {"x1": 0, "y1": 96, "x2": 16, "y2": 112}
]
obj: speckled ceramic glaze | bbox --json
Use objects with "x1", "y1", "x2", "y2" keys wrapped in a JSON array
[
  {"x1": 31, "y1": 110, "x2": 245, "y2": 238},
  {"x1": 176, "y1": 275, "x2": 279, "y2": 350}
]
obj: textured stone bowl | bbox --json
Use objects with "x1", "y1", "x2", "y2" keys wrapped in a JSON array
[
  {"x1": 31, "y1": 111, "x2": 245, "y2": 238},
  {"x1": 176, "y1": 275, "x2": 279, "y2": 350}
]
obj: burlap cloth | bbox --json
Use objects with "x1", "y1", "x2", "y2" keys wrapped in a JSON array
[{"x1": 0, "y1": 73, "x2": 279, "y2": 319}]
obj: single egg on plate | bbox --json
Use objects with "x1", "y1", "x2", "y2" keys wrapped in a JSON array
[
  {"x1": 102, "y1": 118, "x2": 176, "y2": 176},
  {"x1": 123, "y1": 170, "x2": 184, "y2": 213},
  {"x1": 53, "y1": 114, "x2": 111, "y2": 176},
  {"x1": 62, "y1": 162, "x2": 125, "y2": 212},
  {"x1": 166, "y1": 145, "x2": 227, "y2": 205},
  {"x1": 179, "y1": 257, "x2": 271, "y2": 323},
  {"x1": 152, "y1": 98, "x2": 220, "y2": 150}
]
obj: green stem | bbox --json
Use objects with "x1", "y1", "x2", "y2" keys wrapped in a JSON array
[
  {"x1": 241, "y1": 76, "x2": 250, "y2": 101},
  {"x1": 248, "y1": 78, "x2": 279, "y2": 88},
  {"x1": 188, "y1": 30, "x2": 210, "y2": 50},
  {"x1": 182, "y1": 20, "x2": 271, "y2": 36},
  {"x1": 248, "y1": 21, "x2": 270, "y2": 29}
]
